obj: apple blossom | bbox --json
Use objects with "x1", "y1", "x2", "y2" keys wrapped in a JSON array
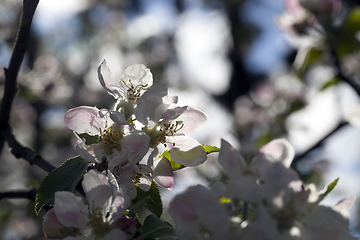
[
  {"x1": 64, "y1": 106, "x2": 150, "y2": 170},
  {"x1": 135, "y1": 84, "x2": 207, "y2": 168},
  {"x1": 42, "y1": 169, "x2": 135, "y2": 239},
  {"x1": 97, "y1": 60, "x2": 153, "y2": 120},
  {"x1": 169, "y1": 185, "x2": 235, "y2": 240},
  {"x1": 204, "y1": 138, "x2": 356, "y2": 239}
]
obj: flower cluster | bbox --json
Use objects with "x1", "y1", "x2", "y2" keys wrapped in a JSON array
[
  {"x1": 64, "y1": 60, "x2": 207, "y2": 198},
  {"x1": 41, "y1": 61, "x2": 355, "y2": 240},
  {"x1": 170, "y1": 139, "x2": 356, "y2": 239},
  {"x1": 41, "y1": 61, "x2": 208, "y2": 239}
]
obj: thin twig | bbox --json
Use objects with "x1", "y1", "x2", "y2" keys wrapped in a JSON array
[
  {"x1": 292, "y1": 121, "x2": 348, "y2": 165},
  {"x1": 2, "y1": 128, "x2": 56, "y2": 173},
  {"x1": 0, "y1": 187, "x2": 37, "y2": 201}
]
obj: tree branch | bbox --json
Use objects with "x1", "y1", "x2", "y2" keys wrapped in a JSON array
[
  {"x1": 292, "y1": 121, "x2": 348, "y2": 165},
  {"x1": 1, "y1": 128, "x2": 56, "y2": 173},
  {"x1": 0, "y1": 0, "x2": 55, "y2": 173},
  {"x1": 0, "y1": 0, "x2": 39, "y2": 128},
  {"x1": 0, "y1": 187, "x2": 37, "y2": 201}
]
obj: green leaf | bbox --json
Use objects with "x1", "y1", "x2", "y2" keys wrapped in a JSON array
[
  {"x1": 320, "y1": 77, "x2": 339, "y2": 91},
  {"x1": 129, "y1": 196, "x2": 151, "y2": 213},
  {"x1": 160, "y1": 150, "x2": 185, "y2": 171},
  {"x1": 136, "y1": 215, "x2": 176, "y2": 240},
  {"x1": 35, "y1": 156, "x2": 88, "y2": 214},
  {"x1": 161, "y1": 144, "x2": 219, "y2": 171},
  {"x1": 295, "y1": 47, "x2": 324, "y2": 75},
  {"x1": 201, "y1": 144, "x2": 220, "y2": 154},
  {"x1": 77, "y1": 133, "x2": 99, "y2": 145},
  {"x1": 133, "y1": 181, "x2": 163, "y2": 218},
  {"x1": 316, "y1": 178, "x2": 339, "y2": 204},
  {"x1": 336, "y1": 7, "x2": 360, "y2": 57}
]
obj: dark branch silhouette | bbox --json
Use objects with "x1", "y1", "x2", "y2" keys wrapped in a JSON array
[
  {"x1": 0, "y1": 0, "x2": 55, "y2": 173},
  {"x1": 292, "y1": 121, "x2": 348, "y2": 165},
  {"x1": 0, "y1": 187, "x2": 37, "y2": 201}
]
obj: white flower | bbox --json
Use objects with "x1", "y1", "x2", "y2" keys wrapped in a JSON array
[
  {"x1": 97, "y1": 60, "x2": 153, "y2": 120},
  {"x1": 135, "y1": 84, "x2": 207, "y2": 167},
  {"x1": 64, "y1": 106, "x2": 150, "y2": 170},
  {"x1": 42, "y1": 170, "x2": 134, "y2": 239},
  {"x1": 169, "y1": 185, "x2": 233, "y2": 240}
]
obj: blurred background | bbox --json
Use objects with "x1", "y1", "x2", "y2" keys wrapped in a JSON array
[{"x1": 1, "y1": 0, "x2": 360, "y2": 239}]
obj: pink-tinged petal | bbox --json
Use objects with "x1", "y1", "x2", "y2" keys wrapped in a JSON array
[
  {"x1": 301, "y1": 205, "x2": 357, "y2": 240},
  {"x1": 161, "y1": 106, "x2": 186, "y2": 123},
  {"x1": 109, "y1": 111, "x2": 129, "y2": 125},
  {"x1": 107, "y1": 149, "x2": 128, "y2": 171},
  {"x1": 153, "y1": 157, "x2": 174, "y2": 190},
  {"x1": 170, "y1": 185, "x2": 230, "y2": 238},
  {"x1": 97, "y1": 59, "x2": 124, "y2": 99},
  {"x1": 256, "y1": 138, "x2": 295, "y2": 168},
  {"x1": 168, "y1": 136, "x2": 207, "y2": 167},
  {"x1": 333, "y1": 196, "x2": 356, "y2": 219},
  {"x1": 75, "y1": 134, "x2": 103, "y2": 163},
  {"x1": 168, "y1": 96, "x2": 178, "y2": 104},
  {"x1": 82, "y1": 170, "x2": 113, "y2": 213},
  {"x1": 169, "y1": 189, "x2": 198, "y2": 222},
  {"x1": 118, "y1": 165, "x2": 136, "y2": 178},
  {"x1": 63, "y1": 236, "x2": 89, "y2": 240},
  {"x1": 135, "y1": 84, "x2": 169, "y2": 126},
  {"x1": 229, "y1": 175, "x2": 262, "y2": 203},
  {"x1": 54, "y1": 191, "x2": 89, "y2": 229},
  {"x1": 108, "y1": 185, "x2": 130, "y2": 223},
  {"x1": 175, "y1": 107, "x2": 207, "y2": 134},
  {"x1": 42, "y1": 208, "x2": 74, "y2": 238},
  {"x1": 118, "y1": 177, "x2": 137, "y2": 200},
  {"x1": 218, "y1": 139, "x2": 246, "y2": 176},
  {"x1": 64, "y1": 106, "x2": 112, "y2": 135},
  {"x1": 122, "y1": 130, "x2": 150, "y2": 165},
  {"x1": 121, "y1": 64, "x2": 153, "y2": 89},
  {"x1": 103, "y1": 228, "x2": 127, "y2": 240},
  {"x1": 240, "y1": 205, "x2": 280, "y2": 239}
]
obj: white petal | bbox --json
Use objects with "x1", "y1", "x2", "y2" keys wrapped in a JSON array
[
  {"x1": 82, "y1": 170, "x2": 113, "y2": 214},
  {"x1": 103, "y1": 228, "x2": 127, "y2": 240},
  {"x1": 218, "y1": 139, "x2": 246, "y2": 176},
  {"x1": 42, "y1": 208, "x2": 72, "y2": 238},
  {"x1": 175, "y1": 106, "x2": 207, "y2": 134},
  {"x1": 64, "y1": 106, "x2": 112, "y2": 135},
  {"x1": 135, "y1": 84, "x2": 169, "y2": 126},
  {"x1": 153, "y1": 157, "x2": 175, "y2": 190},
  {"x1": 54, "y1": 191, "x2": 89, "y2": 229},
  {"x1": 108, "y1": 185, "x2": 130, "y2": 224},
  {"x1": 138, "y1": 177, "x2": 152, "y2": 191},
  {"x1": 97, "y1": 59, "x2": 124, "y2": 99},
  {"x1": 168, "y1": 136, "x2": 207, "y2": 167},
  {"x1": 169, "y1": 185, "x2": 230, "y2": 238},
  {"x1": 74, "y1": 135, "x2": 103, "y2": 163},
  {"x1": 161, "y1": 106, "x2": 186, "y2": 123},
  {"x1": 121, "y1": 64, "x2": 153, "y2": 89},
  {"x1": 122, "y1": 130, "x2": 150, "y2": 165},
  {"x1": 255, "y1": 138, "x2": 295, "y2": 168},
  {"x1": 109, "y1": 111, "x2": 129, "y2": 125}
]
